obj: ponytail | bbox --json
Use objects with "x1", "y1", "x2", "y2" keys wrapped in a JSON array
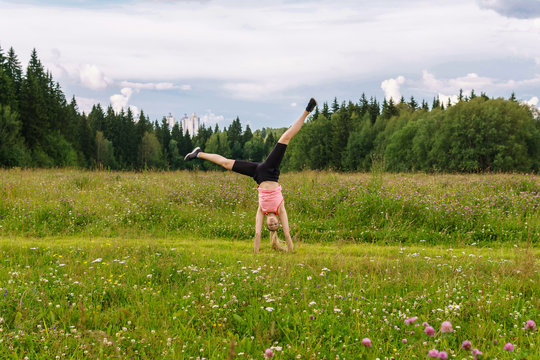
[{"x1": 270, "y1": 231, "x2": 286, "y2": 251}]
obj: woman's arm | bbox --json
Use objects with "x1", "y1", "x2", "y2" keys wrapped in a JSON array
[
  {"x1": 254, "y1": 205, "x2": 264, "y2": 253},
  {"x1": 278, "y1": 202, "x2": 294, "y2": 252}
]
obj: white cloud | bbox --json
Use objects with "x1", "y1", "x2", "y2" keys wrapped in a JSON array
[
  {"x1": 477, "y1": 0, "x2": 540, "y2": 19},
  {"x1": 2, "y1": 0, "x2": 540, "y2": 120},
  {"x1": 438, "y1": 93, "x2": 460, "y2": 106},
  {"x1": 222, "y1": 81, "x2": 289, "y2": 100},
  {"x1": 422, "y1": 71, "x2": 494, "y2": 94},
  {"x1": 526, "y1": 96, "x2": 539, "y2": 107},
  {"x1": 74, "y1": 96, "x2": 100, "y2": 114},
  {"x1": 80, "y1": 64, "x2": 112, "y2": 90},
  {"x1": 200, "y1": 110, "x2": 225, "y2": 126},
  {"x1": 9, "y1": 0, "x2": 534, "y2": 101},
  {"x1": 381, "y1": 76, "x2": 405, "y2": 102},
  {"x1": 129, "y1": 105, "x2": 139, "y2": 117},
  {"x1": 421, "y1": 71, "x2": 540, "y2": 95},
  {"x1": 119, "y1": 81, "x2": 191, "y2": 91},
  {"x1": 110, "y1": 87, "x2": 134, "y2": 113}
]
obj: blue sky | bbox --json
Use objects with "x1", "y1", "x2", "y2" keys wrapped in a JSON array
[{"x1": 1, "y1": 0, "x2": 539, "y2": 130}]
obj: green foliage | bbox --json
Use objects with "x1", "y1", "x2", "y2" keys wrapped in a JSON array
[
  {"x1": 95, "y1": 131, "x2": 117, "y2": 169},
  {"x1": 0, "y1": 104, "x2": 28, "y2": 166},
  {"x1": 139, "y1": 131, "x2": 162, "y2": 169},
  {"x1": 243, "y1": 135, "x2": 265, "y2": 162},
  {"x1": 0, "y1": 45, "x2": 539, "y2": 172}
]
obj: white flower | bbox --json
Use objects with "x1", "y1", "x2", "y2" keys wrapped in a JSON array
[
  {"x1": 91, "y1": 258, "x2": 102, "y2": 263},
  {"x1": 309, "y1": 301, "x2": 317, "y2": 306},
  {"x1": 265, "y1": 307, "x2": 274, "y2": 312}
]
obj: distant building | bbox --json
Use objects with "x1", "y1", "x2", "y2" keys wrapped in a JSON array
[
  {"x1": 165, "y1": 113, "x2": 176, "y2": 129},
  {"x1": 181, "y1": 112, "x2": 200, "y2": 137}
]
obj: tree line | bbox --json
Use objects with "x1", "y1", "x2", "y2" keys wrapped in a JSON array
[{"x1": 1, "y1": 47, "x2": 539, "y2": 172}]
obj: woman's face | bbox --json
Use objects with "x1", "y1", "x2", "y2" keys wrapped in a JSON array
[{"x1": 266, "y1": 214, "x2": 279, "y2": 231}]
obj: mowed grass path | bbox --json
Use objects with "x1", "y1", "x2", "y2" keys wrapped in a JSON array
[{"x1": 1, "y1": 237, "x2": 538, "y2": 359}]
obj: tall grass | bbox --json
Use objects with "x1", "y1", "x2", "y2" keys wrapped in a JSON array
[{"x1": 0, "y1": 169, "x2": 537, "y2": 244}]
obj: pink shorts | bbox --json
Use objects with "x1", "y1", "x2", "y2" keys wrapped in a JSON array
[{"x1": 258, "y1": 186, "x2": 284, "y2": 215}]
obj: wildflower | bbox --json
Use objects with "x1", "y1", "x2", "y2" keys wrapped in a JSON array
[
  {"x1": 461, "y1": 340, "x2": 472, "y2": 350},
  {"x1": 524, "y1": 320, "x2": 537, "y2": 330},
  {"x1": 91, "y1": 258, "x2": 102, "y2": 263},
  {"x1": 427, "y1": 349, "x2": 439, "y2": 357},
  {"x1": 361, "y1": 338, "x2": 372, "y2": 348},
  {"x1": 438, "y1": 351, "x2": 448, "y2": 359},
  {"x1": 504, "y1": 343, "x2": 514, "y2": 351},
  {"x1": 265, "y1": 348, "x2": 274, "y2": 358},
  {"x1": 404, "y1": 316, "x2": 417, "y2": 325},
  {"x1": 422, "y1": 322, "x2": 429, "y2": 327},
  {"x1": 472, "y1": 348, "x2": 482, "y2": 359},
  {"x1": 440, "y1": 321, "x2": 453, "y2": 333},
  {"x1": 265, "y1": 307, "x2": 274, "y2": 312},
  {"x1": 425, "y1": 326, "x2": 435, "y2": 336},
  {"x1": 402, "y1": 339, "x2": 407, "y2": 343},
  {"x1": 309, "y1": 315, "x2": 315, "y2": 320}
]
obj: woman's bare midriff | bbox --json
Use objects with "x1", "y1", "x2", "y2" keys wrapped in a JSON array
[{"x1": 258, "y1": 181, "x2": 280, "y2": 190}]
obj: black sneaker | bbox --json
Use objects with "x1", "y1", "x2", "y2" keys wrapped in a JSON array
[
  {"x1": 184, "y1": 147, "x2": 201, "y2": 161},
  {"x1": 306, "y1": 98, "x2": 317, "y2": 112}
]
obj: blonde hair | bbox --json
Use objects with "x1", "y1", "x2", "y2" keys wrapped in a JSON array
[{"x1": 270, "y1": 230, "x2": 286, "y2": 251}]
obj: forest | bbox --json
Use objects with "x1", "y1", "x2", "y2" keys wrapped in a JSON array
[{"x1": 1, "y1": 47, "x2": 539, "y2": 172}]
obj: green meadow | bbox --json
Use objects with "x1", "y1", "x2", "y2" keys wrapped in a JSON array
[{"x1": 0, "y1": 169, "x2": 538, "y2": 359}]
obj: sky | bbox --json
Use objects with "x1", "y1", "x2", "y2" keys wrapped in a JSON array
[{"x1": 1, "y1": 0, "x2": 539, "y2": 130}]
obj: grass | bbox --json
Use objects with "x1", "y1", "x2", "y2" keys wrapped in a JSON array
[
  {"x1": 0, "y1": 237, "x2": 538, "y2": 359},
  {"x1": 0, "y1": 169, "x2": 538, "y2": 244},
  {"x1": 0, "y1": 169, "x2": 538, "y2": 358}
]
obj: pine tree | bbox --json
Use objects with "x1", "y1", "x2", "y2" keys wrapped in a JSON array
[
  {"x1": 0, "y1": 46, "x2": 17, "y2": 109},
  {"x1": 19, "y1": 49, "x2": 49, "y2": 149},
  {"x1": 78, "y1": 113, "x2": 95, "y2": 167},
  {"x1": 243, "y1": 124, "x2": 253, "y2": 145},
  {"x1": 228, "y1": 116, "x2": 243, "y2": 158},
  {"x1": 0, "y1": 104, "x2": 27, "y2": 166},
  {"x1": 408, "y1": 96, "x2": 418, "y2": 111},
  {"x1": 381, "y1": 98, "x2": 398, "y2": 119},
  {"x1": 6, "y1": 47, "x2": 23, "y2": 110},
  {"x1": 331, "y1": 97, "x2": 339, "y2": 114},
  {"x1": 368, "y1": 97, "x2": 379, "y2": 124},
  {"x1": 264, "y1": 132, "x2": 275, "y2": 157},
  {"x1": 321, "y1": 102, "x2": 330, "y2": 120},
  {"x1": 432, "y1": 96, "x2": 440, "y2": 109},
  {"x1": 311, "y1": 105, "x2": 320, "y2": 122},
  {"x1": 359, "y1": 93, "x2": 369, "y2": 116}
]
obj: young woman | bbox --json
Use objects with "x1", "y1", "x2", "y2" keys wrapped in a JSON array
[{"x1": 184, "y1": 98, "x2": 317, "y2": 253}]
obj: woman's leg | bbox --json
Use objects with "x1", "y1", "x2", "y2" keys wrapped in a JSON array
[
  {"x1": 278, "y1": 98, "x2": 316, "y2": 145},
  {"x1": 198, "y1": 152, "x2": 235, "y2": 170}
]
